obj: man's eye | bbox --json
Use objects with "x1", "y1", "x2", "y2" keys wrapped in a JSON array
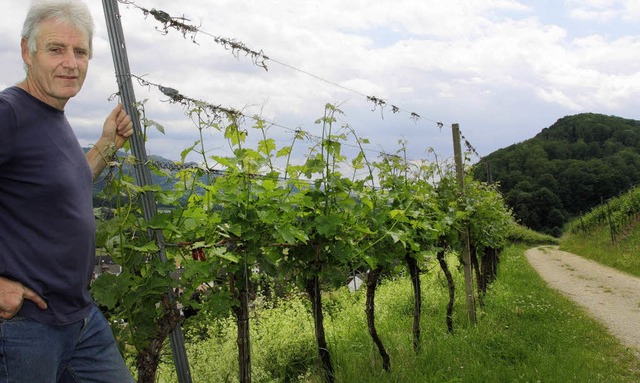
[
  {"x1": 48, "y1": 47, "x2": 64, "y2": 55},
  {"x1": 74, "y1": 49, "x2": 88, "y2": 58}
]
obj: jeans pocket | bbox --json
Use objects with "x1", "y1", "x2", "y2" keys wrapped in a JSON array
[{"x1": 0, "y1": 316, "x2": 29, "y2": 324}]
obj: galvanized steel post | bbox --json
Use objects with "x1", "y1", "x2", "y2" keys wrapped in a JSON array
[{"x1": 102, "y1": 1, "x2": 192, "y2": 381}]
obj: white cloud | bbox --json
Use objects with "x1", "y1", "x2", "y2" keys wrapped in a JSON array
[
  {"x1": 537, "y1": 87, "x2": 582, "y2": 110},
  {"x1": 566, "y1": 0, "x2": 640, "y2": 22},
  {"x1": 1, "y1": 0, "x2": 639, "y2": 162}
]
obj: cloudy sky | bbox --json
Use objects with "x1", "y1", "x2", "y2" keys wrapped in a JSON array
[{"x1": 1, "y1": 0, "x2": 639, "y2": 167}]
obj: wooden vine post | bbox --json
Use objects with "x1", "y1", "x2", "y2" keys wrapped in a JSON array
[
  {"x1": 102, "y1": 0, "x2": 193, "y2": 381},
  {"x1": 452, "y1": 123, "x2": 477, "y2": 323},
  {"x1": 605, "y1": 199, "x2": 616, "y2": 244}
]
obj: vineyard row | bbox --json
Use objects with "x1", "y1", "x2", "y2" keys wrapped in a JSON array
[{"x1": 92, "y1": 106, "x2": 512, "y2": 382}]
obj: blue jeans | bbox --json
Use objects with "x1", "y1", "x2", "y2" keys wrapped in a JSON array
[{"x1": 0, "y1": 304, "x2": 134, "y2": 383}]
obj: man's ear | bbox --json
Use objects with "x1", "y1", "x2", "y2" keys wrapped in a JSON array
[{"x1": 21, "y1": 38, "x2": 33, "y2": 67}]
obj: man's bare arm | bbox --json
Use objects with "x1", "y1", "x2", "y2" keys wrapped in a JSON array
[{"x1": 86, "y1": 103, "x2": 134, "y2": 181}]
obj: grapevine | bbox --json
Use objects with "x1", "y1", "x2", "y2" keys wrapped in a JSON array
[{"x1": 93, "y1": 2, "x2": 509, "y2": 381}]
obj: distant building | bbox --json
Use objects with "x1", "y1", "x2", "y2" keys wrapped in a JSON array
[
  {"x1": 347, "y1": 273, "x2": 364, "y2": 292},
  {"x1": 93, "y1": 252, "x2": 122, "y2": 280}
]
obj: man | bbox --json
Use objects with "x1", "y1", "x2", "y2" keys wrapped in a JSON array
[{"x1": 0, "y1": 0, "x2": 135, "y2": 381}]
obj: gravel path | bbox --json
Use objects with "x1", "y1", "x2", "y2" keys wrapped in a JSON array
[{"x1": 525, "y1": 246, "x2": 640, "y2": 357}]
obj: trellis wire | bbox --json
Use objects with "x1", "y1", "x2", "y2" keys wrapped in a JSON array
[
  {"x1": 129, "y1": 74, "x2": 435, "y2": 162},
  {"x1": 113, "y1": 0, "x2": 490, "y2": 159}
]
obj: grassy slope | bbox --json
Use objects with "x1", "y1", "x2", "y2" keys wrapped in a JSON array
[
  {"x1": 157, "y1": 244, "x2": 640, "y2": 382},
  {"x1": 560, "y1": 222, "x2": 640, "y2": 278}
]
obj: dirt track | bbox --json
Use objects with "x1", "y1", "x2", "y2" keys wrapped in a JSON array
[{"x1": 525, "y1": 246, "x2": 640, "y2": 357}]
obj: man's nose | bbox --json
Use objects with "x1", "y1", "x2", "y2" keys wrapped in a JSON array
[{"x1": 61, "y1": 49, "x2": 78, "y2": 69}]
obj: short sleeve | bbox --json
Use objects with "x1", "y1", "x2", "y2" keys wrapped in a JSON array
[{"x1": 0, "y1": 98, "x2": 16, "y2": 165}]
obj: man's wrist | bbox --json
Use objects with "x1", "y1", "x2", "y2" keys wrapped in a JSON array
[{"x1": 96, "y1": 141, "x2": 117, "y2": 162}]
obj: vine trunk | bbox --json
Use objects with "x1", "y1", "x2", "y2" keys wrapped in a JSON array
[
  {"x1": 305, "y1": 273, "x2": 335, "y2": 383},
  {"x1": 436, "y1": 248, "x2": 455, "y2": 334},
  {"x1": 365, "y1": 266, "x2": 391, "y2": 371},
  {"x1": 231, "y1": 271, "x2": 252, "y2": 383},
  {"x1": 136, "y1": 296, "x2": 181, "y2": 383},
  {"x1": 405, "y1": 253, "x2": 421, "y2": 353}
]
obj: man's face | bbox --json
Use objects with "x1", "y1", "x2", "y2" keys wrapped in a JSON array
[{"x1": 21, "y1": 18, "x2": 90, "y2": 110}]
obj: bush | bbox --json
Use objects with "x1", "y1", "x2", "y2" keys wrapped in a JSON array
[{"x1": 507, "y1": 222, "x2": 559, "y2": 245}]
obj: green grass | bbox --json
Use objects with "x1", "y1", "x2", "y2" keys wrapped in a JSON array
[
  {"x1": 561, "y1": 221, "x2": 640, "y2": 278},
  {"x1": 156, "y1": 245, "x2": 640, "y2": 382},
  {"x1": 507, "y1": 222, "x2": 559, "y2": 246}
]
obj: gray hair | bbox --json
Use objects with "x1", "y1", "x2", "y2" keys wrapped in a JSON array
[{"x1": 21, "y1": 0, "x2": 95, "y2": 59}]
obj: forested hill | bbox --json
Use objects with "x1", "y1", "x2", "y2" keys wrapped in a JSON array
[{"x1": 472, "y1": 113, "x2": 640, "y2": 236}]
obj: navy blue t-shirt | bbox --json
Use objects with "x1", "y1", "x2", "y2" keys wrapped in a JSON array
[{"x1": 0, "y1": 86, "x2": 95, "y2": 325}]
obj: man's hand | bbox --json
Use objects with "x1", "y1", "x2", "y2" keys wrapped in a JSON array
[
  {"x1": 86, "y1": 103, "x2": 135, "y2": 180},
  {"x1": 102, "y1": 103, "x2": 134, "y2": 150},
  {"x1": 0, "y1": 276, "x2": 47, "y2": 320}
]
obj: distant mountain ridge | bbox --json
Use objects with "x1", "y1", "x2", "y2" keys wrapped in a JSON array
[
  {"x1": 85, "y1": 148, "x2": 189, "y2": 204},
  {"x1": 473, "y1": 113, "x2": 640, "y2": 235}
]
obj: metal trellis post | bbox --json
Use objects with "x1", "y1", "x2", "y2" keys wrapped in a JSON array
[{"x1": 102, "y1": 1, "x2": 192, "y2": 381}]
